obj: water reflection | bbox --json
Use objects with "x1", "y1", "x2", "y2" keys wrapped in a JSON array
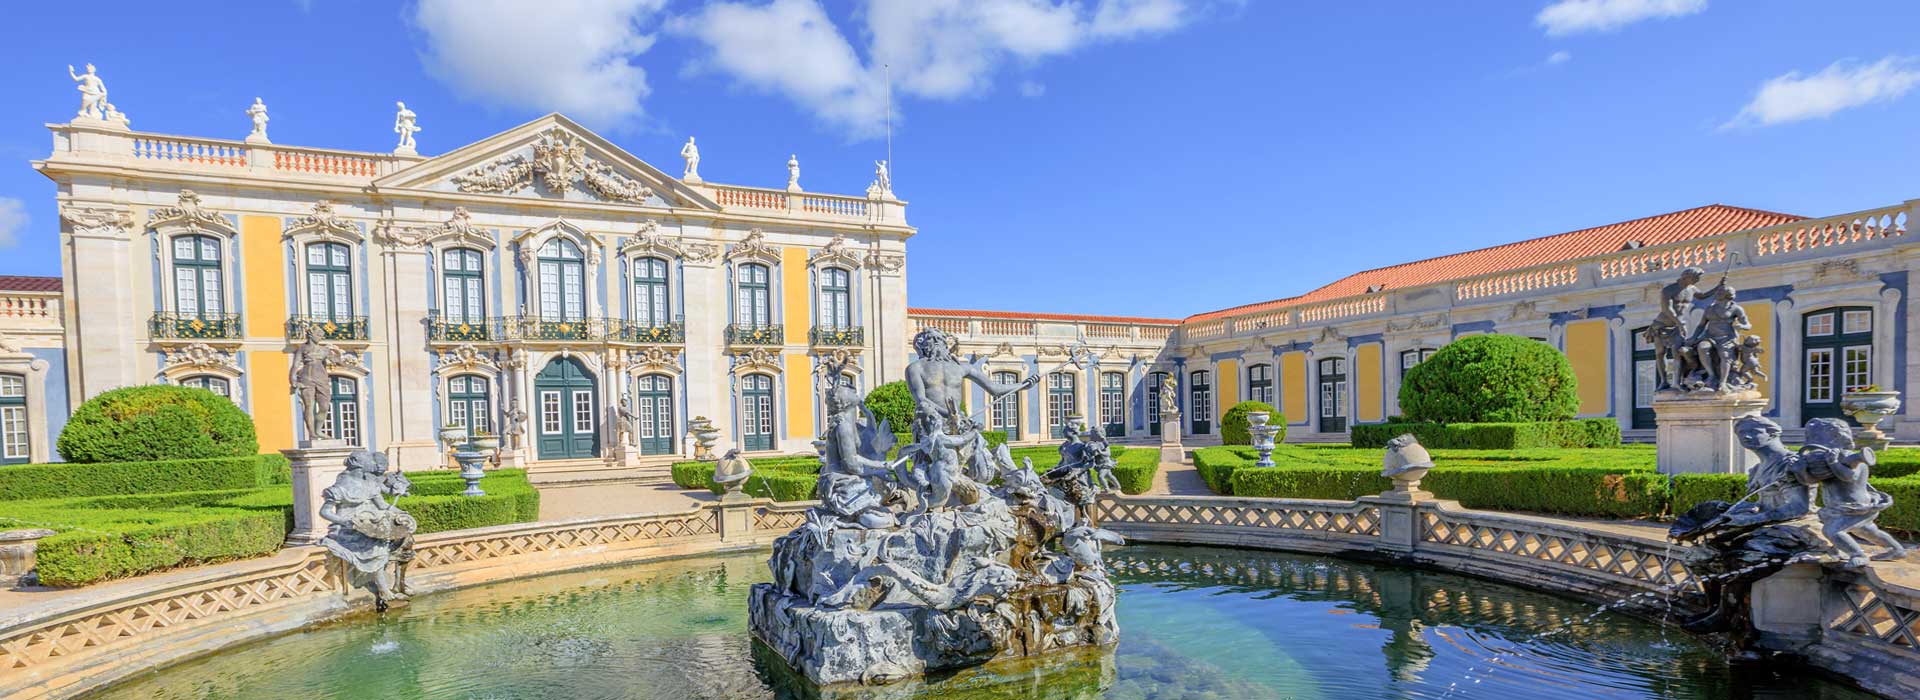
[{"x1": 82, "y1": 546, "x2": 1877, "y2": 700}]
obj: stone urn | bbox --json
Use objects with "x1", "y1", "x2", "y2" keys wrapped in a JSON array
[
  {"x1": 687, "y1": 417, "x2": 722, "y2": 460},
  {"x1": 1247, "y1": 411, "x2": 1279, "y2": 467},
  {"x1": 1841, "y1": 389, "x2": 1902, "y2": 451},
  {"x1": 1379, "y1": 434, "x2": 1434, "y2": 503},
  {"x1": 0, "y1": 528, "x2": 56, "y2": 586},
  {"x1": 472, "y1": 433, "x2": 500, "y2": 451}
]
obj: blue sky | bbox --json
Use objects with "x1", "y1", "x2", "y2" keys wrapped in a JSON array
[{"x1": 3, "y1": 1, "x2": 1918, "y2": 319}]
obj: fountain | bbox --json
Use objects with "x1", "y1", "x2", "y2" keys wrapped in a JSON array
[
  {"x1": 318, "y1": 450, "x2": 418, "y2": 612},
  {"x1": 748, "y1": 330, "x2": 1124, "y2": 689}
]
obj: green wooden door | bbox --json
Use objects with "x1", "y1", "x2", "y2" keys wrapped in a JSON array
[
  {"x1": 636, "y1": 374, "x2": 675, "y2": 456},
  {"x1": 740, "y1": 374, "x2": 775, "y2": 451},
  {"x1": 535, "y1": 358, "x2": 599, "y2": 460},
  {"x1": 1317, "y1": 358, "x2": 1346, "y2": 433}
]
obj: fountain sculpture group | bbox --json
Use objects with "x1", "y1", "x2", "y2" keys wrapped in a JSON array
[{"x1": 749, "y1": 329, "x2": 1125, "y2": 688}]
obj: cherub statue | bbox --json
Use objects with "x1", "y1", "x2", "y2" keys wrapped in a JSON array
[
  {"x1": 1730, "y1": 335, "x2": 1767, "y2": 388},
  {"x1": 319, "y1": 451, "x2": 416, "y2": 611},
  {"x1": 1797, "y1": 418, "x2": 1907, "y2": 567},
  {"x1": 68, "y1": 63, "x2": 108, "y2": 120}
]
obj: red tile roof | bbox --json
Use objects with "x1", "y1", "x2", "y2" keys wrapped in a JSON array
[
  {"x1": 909, "y1": 307, "x2": 1180, "y2": 326},
  {"x1": 1185, "y1": 204, "x2": 1804, "y2": 323},
  {"x1": 0, "y1": 276, "x2": 62, "y2": 293}
]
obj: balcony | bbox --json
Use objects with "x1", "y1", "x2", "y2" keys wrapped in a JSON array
[
  {"x1": 809, "y1": 325, "x2": 865, "y2": 347},
  {"x1": 286, "y1": 315, "x2": 370, "y2": 342},
  {"x1": 427, "y1": 313, "x2": 495, "y2": 342},
  {"x1": 510, "y1": 317, "x2": 598, "y2": 342},
  {"x1": 610, "y1": 320, "x2": 685, "y2": 345},
  {"x1": 726, "y1": 324, "x2": 784, "y2": 346},
  {"x1": 150, "y1": 312, "x2": 242, "y2": 341}
]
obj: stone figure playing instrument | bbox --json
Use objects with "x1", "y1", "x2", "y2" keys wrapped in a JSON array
[
  {"x1": 1797, "y1": 418, "x2": 1908, "y2": 567},
  {"x1": 289, "y1": 326, "x2": 334, "y2": 441},
  {"x1": 1682, "y1": 285, "x2": 1751, "y2": 392},
  {"x1": 393, "y1": 102, "x2": 420, "y2": 151},
  {"x1": 1645, "y1": 266, "x2": 1722, "y2": 391},
  {"x1": 68, "y1": 64, "x2": 107, "y2": 120},
  {"x1": 319, "y1": 450, "x2": 417, "y2": 612}
]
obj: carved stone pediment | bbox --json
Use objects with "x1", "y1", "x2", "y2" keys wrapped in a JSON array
[
  {"x1": 436, "y1": 345, "x2": 500, "y2": 375},
  {"x1": 285, "y1": 200, "x2": 360, "y2": 242},
  {"x1": 150, "y1": 190, "x2": 235, "y2": 235},
  {"x1": 628, "y1": 347, "x2": 682, "y2": 375},
  {"x1": 448, "y1": 127, "x2": 655, "y2": 205},
  {"x1": 1811, "y1": 258, "x2": 1870, "y2": 285},
  {"x1": 620, "y1": 219, "x2": 716, "y2": 264},
  {"x1": 725, "y1": 229, "x2": 781, "y2": 266},
  {"x1": 163, "y1": 343, "x2": 240, "y2": 374},
  {"x1": 1316, "y1": 326, "x2": 1346, "y2": 343},
  {"x1": 1506, "y1": 300, "x2": 1539, "y2": 322},
  {"x1": 377, "y1": 207, "x2": 494, "y2": 250},
  {"x1": 374, "y1": 114, "x2": 719, "y2": 211},
  {"x1": 809, "y1": 233, "x2": 864, "y2": 269},
  {"x1": 729, "y1": 347, "x2": 783, "y2": 375},
  {"x1": 865, "y1": 250, "x2": 905, "y2": 273},
  {"x1": 514, "y1": 218, "x2": 601, "y2": 266}
]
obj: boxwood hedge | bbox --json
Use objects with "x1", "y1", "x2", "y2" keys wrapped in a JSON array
[
  {"x1": 57, "y1": 385, "x2": 259, "y2": 463},
  {"x1": 1399, "y1": 334, "x2": 1579, "y2": 424},
  {"x1": 1220, "y1": 401, "x2": 1279, "y2": 446},
  {"x1": 1350, "y1": 418, "x2": 1621, "y2": 449},
  {"x1": 669, "y1": 444, "x2": 1159, "y2": 502},
  {"x1": 0, "y1": 454, "x2": 291, "y2": 502}
]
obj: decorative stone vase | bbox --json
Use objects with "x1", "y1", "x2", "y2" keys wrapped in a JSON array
[
  {"x1": 0, "y1": 529, "x2": 56, "y2": 586},
  {"x1": 439, "y1": 424, "x2": 467, "y2": 444},
  {"x1": 1248, "y1": 411, "x2": 1278, "y2": 467},
  {"x1": 473, "y1": 434, "x2": 500, "y2": 451},
  {"x1": 1841, "y1": 390, "x2": 1902, "y2": 451},
  {"x1": 1378, "y1": 435, "x2": 1434, "y2": 503}
]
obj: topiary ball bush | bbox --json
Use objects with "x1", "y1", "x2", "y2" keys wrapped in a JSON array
[
  {"x1": 1399, "y1": 334, "x2": 1579, "y2": 424},
  {"x1": 1221, "y1": 401, "x2": 1282, "y2": 445},
  {"x1": 58, "y1": 385, "x2": 259, "y2": 463},
  {"x1": 865, "y1": 381, "x2": 914, "y2": 432}
]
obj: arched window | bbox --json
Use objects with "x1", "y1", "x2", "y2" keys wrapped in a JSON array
[
  {"x1": 991, "y1": 370, "x2": 1021, "y2": 435},
  {"x1": 172, "y1": 235, "x2": 223, "y2": 318},
  {"x1": 737, "y1": 263, "x2": 771, "y2": 328},
  {"x1": 1148, "y1": 371, "x2": 1169, "y2": 437},
  {"x1": 741, "y1": 373, "x2": 776, "y2": 451},
  {"x1": 326, "y1": 376, "x2": 360, "y2": 445},
  {"x1": 446, "y1": 375, "x2": 491, "y2": 434},
  {"x1": 818, "y1": 267, "x2": 852, "y2": 329},
  {"x1": 442, "y1": 248, "x2": 486, "y2": 324},
  {"x1": 1803, "y1": 306, "x2": 1874, "y2": 421},
  {"x1": 1247, "y1": 364, "x2": 1273, "y2": 404},
  {"x1": 305, "y1": 242, "x2": 354, "y2": 322},
  {"x1": 537, "y1": 239, "x2": 587, "y2": 321},
  {"x1": 180, "y1": 375, "x2": 231, "y2": 397},
  {"x1": 1399, "y1": 348, "x2": 1436, "y2": 377},
  {"x1": 1048, "y1": 372, "x2": 1078, "y2": 438},
  {"x1": 1190, "y1": 370, "x2": 1213, "y2": 435},
  {"x1": 0, "y1": 374, "x2": 27, "y2": 464},
  {"x1": 636, "y1": 374, "x2": 676, "y2": 455},
  {"x1": 1099, "y1": 372, "x2": 1126, "y2": 437},
  {"x1": 633, "y1": 257, "x2": 671, "y2": 328}
]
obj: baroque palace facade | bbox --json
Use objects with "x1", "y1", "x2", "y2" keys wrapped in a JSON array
[{"x1": 36, "y1": 109, "x2": 912, "y2": 471}]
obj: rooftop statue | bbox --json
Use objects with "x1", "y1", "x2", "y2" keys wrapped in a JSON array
[
  {"x1": 873, "y1": 159, "x2": 890, "y2": 193},
  {"x1": 394, "y1": 101, "x2": 420, "y2": 152},
  {"x1": 320, "y1": 450, "x2": 416, "y2": 612},
  {"x1": 786, "y1": 153, "x2": 800, "y2": 191},
  {"x1": 67, "y1": 63, "x2": 107, "y2": 120},
  {"x1": 680, "y1": 136, "x2": 700, "y2": 181},
  {"x1": 245, "y1": 97, "x2": 269, "y2": 142}
]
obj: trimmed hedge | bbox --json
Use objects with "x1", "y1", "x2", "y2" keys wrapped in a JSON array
[
  {"x1": 1194, "y1": 446, "x2": 1258, "y2": 495},
  {"x1": 0, "y1": 454, "x2": 291, "y2": 502},
  {"x1": 1400, "y1": 335, "x2": 1578, "y2": 424},
  {"x1": 1221, "y1": 401, "x2": 1279, "y2": 446},
  {"x1": 669, "y1": 445, "x2": 1158, "y2": 501},
  {"x1": 58, "y1": 385, "x2": 258, "y2": 463},
  {"x1": 865, "y1": 381, "x2": 914, "y2": 431},
  {"x1": 1350, "y1": 419, "x2": 1621, "y2": 450}
]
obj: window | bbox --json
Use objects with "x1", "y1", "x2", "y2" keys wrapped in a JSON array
[
  {"x1": 0, "y1": 374, "x2": 26, "y2": 463},
  {"x1": 818, "y1": 267, "x2": 852, "y2": 329},
  {"x1": 326, "y1": 376, "x2": 359, "y2": 445},
  {"x1": 1247, "y1": 364, "x2": 1273, "y2": 405},
  {"x1": 305, "y1": 242, "x2": 354, "y2": 321},
  {"x1": 1802, "y1": 307, "x2": 1873, "y2": 421},
  {"x1": 737, "y1": 263, "x2": 771, "y2": 327},
  {"x1": 572, "y1": 390, "x2": 595, "y2": 435},
  {"x1": 1190, "y1": 371, "x2": 1213, "y2": 434},
  {"x1": 443, "y1": 248, "x2": 487, "y2": 324},
  {"x1": 1100, "y1": 371, "x2": 1125, "y2": 437},
  {"x1": 1399, "y1": 348, "x2": 1436, "y2": 377},
  {"x1": 1630, "y1": 326, "x2": 1657, "y2": 430},
  {"x1": 991, "y1": 371, "x2": 1021, "y2": 435},
  {"x1": 447, "y1": 375, "x2": 491, "y2": 433},
  {"x1": 537, "y1": 239, "x2": 587, "y2": 321},
  {"x1": 172, "y1": 235, "x2": 223, "y2": 318},
  {"x1": 181, "y1": 375, "x2": 231, "y2": 397},
  {"x1": 1148, "y1": 371, "x2": 1169, "y2": 436},
  {"x1": 632, "y1": 257, "x2": 671, "y2": 328},
  {"x1": 541, "y1": 390, "x2": 563, "y2": 435},
  {"x1": 1048, "y1": 372, "x2": 1077, "y2": 438}
]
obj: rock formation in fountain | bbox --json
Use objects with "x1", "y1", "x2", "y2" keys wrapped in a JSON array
[{"x1": 749, "y1": 330, "x2": 1124, "y2": 687}]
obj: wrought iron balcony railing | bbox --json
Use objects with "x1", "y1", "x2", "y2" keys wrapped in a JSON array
[
  {"x1": 427, "y1": 313, "x2": 495, "y2": 342},
  {"x1": 809, "y1": 325, "x2": 865, "y2": 347},
  {"x1": 286, "y1": 315, "x2": 370, "y2": 342},
  {"x1": 512, "y1": 317, "x2": 597, "y2": 341},
  {"x1": 609, "y1": 320, "x2": 685, "y2": 345},
  {"x1": 150, "y1": 312, "x2": 242, "y2": 340},
  {"x1": 726, "y1": 324, "x2": 784, "y2": 346}
]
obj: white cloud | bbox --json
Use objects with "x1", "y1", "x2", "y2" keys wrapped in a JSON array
[
  {"x1": 413, "y1": 0, "x2": 666, "y2": 129},
  {"x1": 0, "y1": 198, "x2": 27, "y2": 249},
  {"x1": 672, "y1": 0, "x2": 1202, "y2": 137},
  {"x1": 1536, "y1": 0, "x2": 1706, "y2": 37},
  {"x1": 1546, "y1": 50, "x2": 1572, "y2": 65},
  {"x1": 1019, "y1": 81, "x2": 1047, "y2": 98},
  {"x1": 1727, "y1": 57, "x2": 1920, "y2": 128}
]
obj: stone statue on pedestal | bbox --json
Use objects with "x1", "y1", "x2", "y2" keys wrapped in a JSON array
[
  {"x1": 68, "y1": 64, "x2": 107, "y2": 120},
  {"x1": 680, "y1": 136, "x2": 700, "y2": 181},
  {"x1": 786, "y1": 154, "x2": 801, "y2": 191},
  {"x1": 1647, "y1": 266, "x2": 1716, "y2": 392},
  {"x1": 394, "y1": 102, "x2": 420, "y2": 153},
  {"x1": 245, "y1": 97, "x2": 269, "y2": 143},
  {"x1": 319, "y1": 450, "x2": 416, "y2": 612},
  {"x1": 502, "y1": 402, "x2": 527, "y2": 451},
  {"x1": 290, "y1": 326, "x2": 334, "y2": 442}
]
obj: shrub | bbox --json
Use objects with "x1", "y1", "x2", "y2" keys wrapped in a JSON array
[
  {"x1": 1193, "y1": 447, "x2": 1259, "y2": 495},
  {"x1": 1220, "y1": 401, "x2": 1281, "y2": 446},
  {"x1": 865, "y1": 381, "x2": 915, "y2": 432},
  {"x1": 0, "y1": 455, "x2": 289, "y2": 502},
  {"x1": 1107, "y1": 447, "x2": 1159, "y2": 495},
  {"x1": 58, "y1": 385, "x2": 258, "y2": 463},
  {"x1": 1229, "y1": 462, "x2": 1667, "y2": 519},
  {"x1": 1350, "y1": 419, "x2": 1621, "y2": 449},
  {"x1": 1399, "y1": 335, "x2": 1578, "y2": 424}
]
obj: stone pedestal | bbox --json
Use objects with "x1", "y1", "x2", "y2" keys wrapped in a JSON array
[
  {"x1": 0, "y1": 529, "x2": 55, "y2": 586},
  {"x1": 1751, "y1": 562, "x2": 1825, "y2": 642},
  {"x1": 1653, "y1": 392, "x2": 1768, "y2": 475},
  {"x1": 285, "y1": 440, "x2": 354, "y2": 546},
  {"x1": 1160, "y1": 410, "x2": 1186, "y2": 464}
]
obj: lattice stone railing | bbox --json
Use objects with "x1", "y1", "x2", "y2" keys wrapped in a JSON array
[
  {"x1": 410, "y1": 509, "x2": 721, "y2": 569},
  {"x1": 1417, "y1": 509, "x2": 1700, "y2": 595},
  {"x1": 1826, "y1": 569, "x2": 1920, "y2": 652},
  {"x1": 1099, "y1": 496, "x2": 1381, "y2": 540}
]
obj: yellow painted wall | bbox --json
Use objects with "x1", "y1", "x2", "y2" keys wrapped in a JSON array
[
  {"x1": 1280, "y1": 351, "x2": 1306, "y2": 423},
  {"x1": 1745, "y1": 301, "x2": 1773, "y2": 408},
  {"x1": 1356, "y1": 343, "x2": 1383, "y2": 422},
  {"x1": 1565, "y1": 320, "x2": 1610, "y2": 416},
  {"x1": 782, "y1": 247, "x2": 809, "y2": 345},
  {"x1": 1215, "y1": 359, "x2": 1239, "y2": 422},
  {"x1": 783, "y1": 354, "x2": 815, "y2": 439},
  {"x1": 241, "y1": 215, "x2": 286, "y2": 336},
  {"x1": 249, "y1": 351, "x2": 294, "y2": 453}
]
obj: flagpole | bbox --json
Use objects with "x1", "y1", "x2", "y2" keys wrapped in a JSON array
[{"x1": 884, "y1": 64, "x2": 893, "y2": 185}]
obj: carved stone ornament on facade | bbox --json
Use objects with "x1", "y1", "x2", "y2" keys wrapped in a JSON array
[
  {"x1": 436, "y1": 345, "x2": 500, "y2": 375},
  {"x1": 864, "y1": 250, "x2": 906, "y2": 273},
  {"x1": 517, "y1": 219, "x2": 602, "y2": 266},
  {"x1": 620, "y1": 220, "x2": 695, "y2": 262},
  {"x1": 725, "y1": 229, "x2": 780, "y2": 265},
  {"x1": 326, "y1": 346, "x2": 368, "y2": 374},
  {"x1": 627, "y1": 346, "x2": 681, "y2": 375},
  {"x1": 58, "y1": 203, "x2": 134, "y2": 237},
  {"x1": 730, "y1": 348, "x2": 783, "y2": 374},
  {"x1": 450, "y1": 128, "x2": 653, "y2": 205},
  {"x1": 808, "y1": 233, "x2": 864, "y2": 269},
  {"x1": 376, "y1": 207, "x2": 491, "y2": 251},
  {"x1": 284, "y1": 200, "x2": 360, "y2": 242},
  {"x1": 1317, "y1": 326, "x2": 1346, "y2": 343},
  {"x1": 164, "y1": 343, "x2": 241, "y2": 374},
  {"x1": 1813, "y1": 258, "x2": 1867, "y2": 284},
  {"x1": 151, "y1": 190, "x2": 234, "y2": 234},
  {"x1": 812, "y1": 348, "x2": 862, "y2": 372},
  {"x1": 1506, "y1": 300, "x2": 1539, "y2": 321}
]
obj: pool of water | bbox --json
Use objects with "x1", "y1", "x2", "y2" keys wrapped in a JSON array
[{"x1": 84, "y1": 545, "x2": 1877, "y2": 699}]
